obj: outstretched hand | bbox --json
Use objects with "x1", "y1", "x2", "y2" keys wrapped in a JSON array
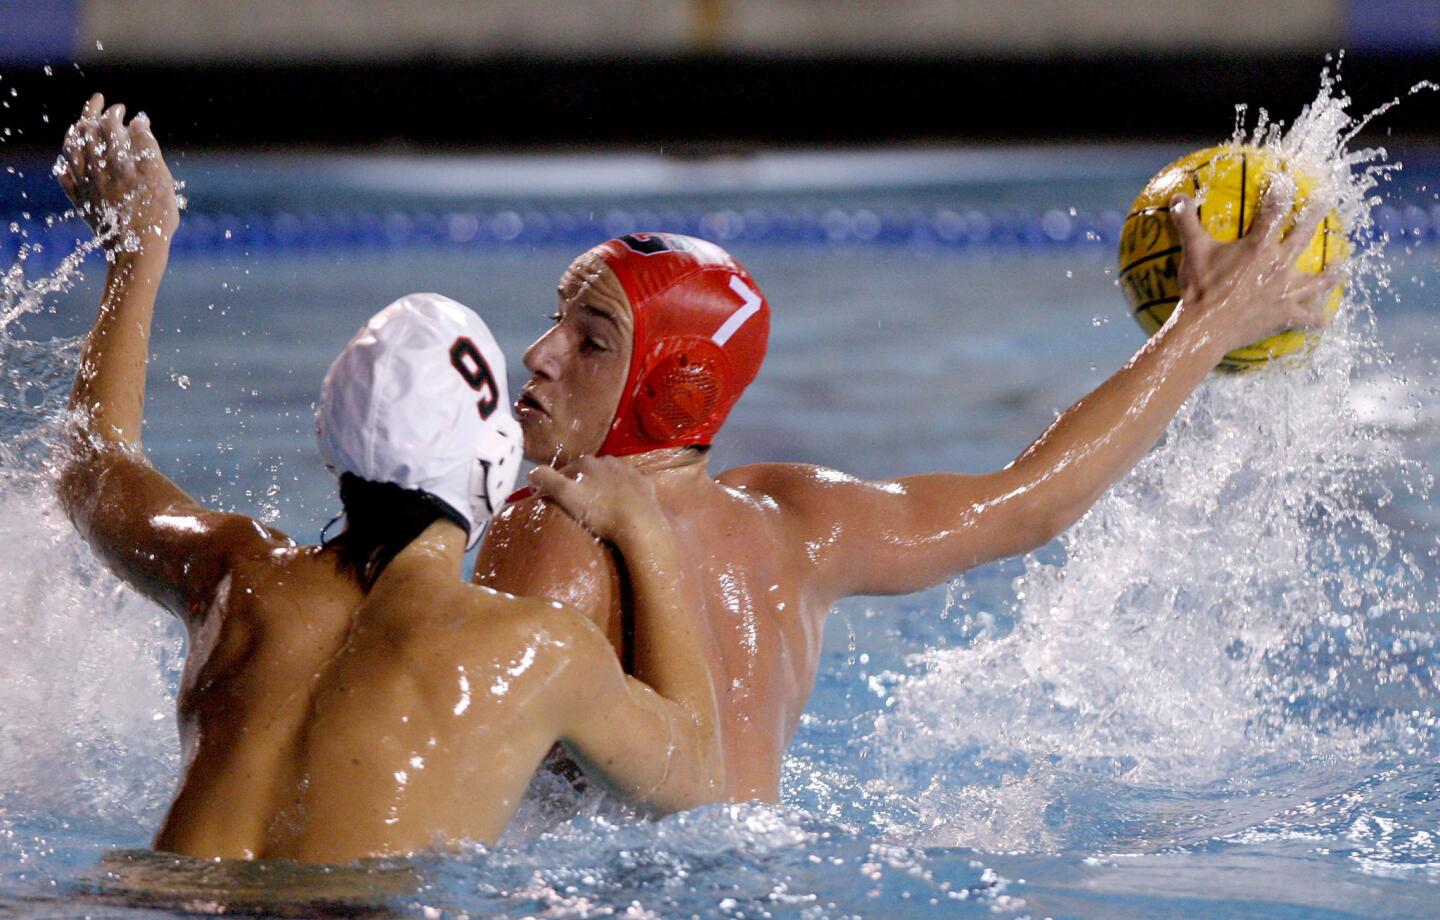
[
  {"x1": 1169, "y1": 183, "x2": 1342, "y2": 354},
  {"x1": 57, "y1": 93, "x2": 179, "y2": 249},
  {"x1": 528, "y1": 456, "x2": 665, "y2": 546}
]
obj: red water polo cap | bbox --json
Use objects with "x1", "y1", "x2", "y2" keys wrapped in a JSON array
[{"x1": 594, "y1": 233, "x2": 770, "y2": 457}]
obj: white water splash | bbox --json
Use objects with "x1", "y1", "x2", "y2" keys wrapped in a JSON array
[
  {"x1": 0, "y1": 229, "x2": 182, "y2": 876},
  {"x1": 877, "y1": 69, "x2": 1439, "y2": 852}
]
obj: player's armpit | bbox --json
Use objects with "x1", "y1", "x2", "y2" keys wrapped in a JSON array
[{"x1": 58, "y1": 445, "x2": 283, "y2": 624}]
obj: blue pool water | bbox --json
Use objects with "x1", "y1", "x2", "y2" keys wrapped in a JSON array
[{"x1": 3, "y1": 133, "x2": 1440, "y2": 915}]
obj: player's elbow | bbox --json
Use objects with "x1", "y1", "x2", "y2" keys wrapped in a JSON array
[
  {"x1": 650, "y1": 722, "x2": 726, "y2": 813},
  {"x1": 56, "y1": 434, "x2": 140, "y2": 529},
  {"x1": 970, "y1": 503, "x2": 1069, "y2": 565},
  {"x1": 1031, "y1": 504, "x2": 1078, "y2": 551},
  {"x1": 641, "y1": 705, "x2": 726, "y2": 814},
  {"x1": 989, "y1": 466, "x2": 1091, "y2": 556},
  {"x1": 56, "y1": 448, "x2": 108, "y2": 533}
]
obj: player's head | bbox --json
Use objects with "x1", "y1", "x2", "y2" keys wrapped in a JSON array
[
  {"x1": 515, "y1": 233, "x2": 769, "y2": 466},
  {"x1": 316, "y1": 293, "x2": 522, "y2": 584}
]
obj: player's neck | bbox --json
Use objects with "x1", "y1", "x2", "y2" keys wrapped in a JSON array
[
  {"x1": 621, "y1": 446, "x2": 712, "y2": 480},
  {"x1": 386, "y1": 519, "x2": 469, "y2": 580}
]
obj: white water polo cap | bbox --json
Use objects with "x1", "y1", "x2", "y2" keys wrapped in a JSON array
[{"x1": 316, "y1": 293, "x2": 522, "y2": 548}]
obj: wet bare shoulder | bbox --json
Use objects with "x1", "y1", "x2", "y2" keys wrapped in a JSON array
[
  {"x1": 183, "y1": 517, "x2": 301, "y2": 614},
  {"x1": 214, "y1": 518, "x2": 308, "y2": 574},
  {"x1": 473, "y1": 492, "x2": 617, "y2": 622},
  {"x1": 407, "y1": 587, "x2": 604, "y2": 703},
  {"x1": 718, "y1": 462, "x2": 885, "y2": 517},
  {"x1": 379, "y1": 552, "x2": 588, "y2": 650},
  {"x1": 218, "y1": 515, "x2": 297, "y2": 557},
  {"x1": 716, "y1": 462, "x2": 910, "y2": 591}
]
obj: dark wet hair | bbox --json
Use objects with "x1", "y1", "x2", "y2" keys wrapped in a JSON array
[{"x1": 323, "y1": 473, "x2": 468, "y2": 590}]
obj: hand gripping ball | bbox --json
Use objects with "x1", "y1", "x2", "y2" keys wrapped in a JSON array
[{"x1": 1117, "y1": 146, "x2": 1347, "y2": 369}]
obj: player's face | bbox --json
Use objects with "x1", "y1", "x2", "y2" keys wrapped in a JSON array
[{"x1": 515, "y1": 252, "x2": 633, "y2": 466}]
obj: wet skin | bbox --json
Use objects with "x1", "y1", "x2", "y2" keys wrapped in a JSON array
[
  {"x1": 153, "y1": 525, "x2": 611, "y2": 860},
  {"x1": 56, "y1": 96, "x2": 723, "y2": 861},
  {"x1": 113, "y1": 514, "x2": 716, "y2": 862},
  {"x1": 478, "y1": 202, "x2": 1343, "y2": 801}
]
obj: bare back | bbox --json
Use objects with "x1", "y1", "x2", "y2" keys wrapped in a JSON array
[
  {"x1": 57, "y1": 102, "x2": 733, "y2": 864},
  {"x1": 155, "y1": 542, "x2": 578, "y2": 861},
  {"x1": 478, "y1": 463, "x2": 829, "y2": 801},
  {"x1": 475, "y1": 449, "x2": 1090, "y2": 802}
]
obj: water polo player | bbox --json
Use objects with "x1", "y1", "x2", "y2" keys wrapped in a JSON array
[
  {"x1": 476, "y1": 205, "x2": 1341, "y2": 800},
  {"x1": 56, "y1": 96, "x2": 723, "y2": 861}
]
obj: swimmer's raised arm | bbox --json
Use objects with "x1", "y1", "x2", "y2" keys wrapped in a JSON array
[
  {"x1": 760, "y1": 186, "x2": 1342, "y2": 601},
  {"x1": 531, "y1": 457, "x2": 724, "y2": 809},
  {"x1": 58, "y1": 95, "x2": 277, "y2": 622},
  {"x1": 60, "y1": 95, "x2": 177, "y2": 446}
]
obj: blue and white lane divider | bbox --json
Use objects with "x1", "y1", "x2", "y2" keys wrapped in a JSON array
[{"x1": 5, "y1": 203, "x2": 1439, "y2": 268}]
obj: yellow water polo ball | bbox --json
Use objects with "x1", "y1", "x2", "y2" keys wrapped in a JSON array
[{"x1": 1117, "y1": 145, "x2": 1347, "y2": 369}]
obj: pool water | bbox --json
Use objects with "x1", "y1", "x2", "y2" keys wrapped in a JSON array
[{"x1": 3, "y1": 127, "x2": 1440, "y2": 915}]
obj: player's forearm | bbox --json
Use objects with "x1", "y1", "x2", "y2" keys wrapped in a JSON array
[
  {"x1": 863, "y1": 306, "x2": 1227, "y2": 591},
  {"x1": 1004, "y1": 305, "x2": 1228, "y2": 536},
  {"x1": 832, "y1": 189, "x2": 1334, "y2": 597},
  {"x1": 612, "y1": 520, "x2": 721, "y2": 754},
  {"x1": 559, "y1": 617, "x2": 724, "y2": 811},
  {"x1": 68, "y1": 245, "x2": 170, "y2": 449},
  {"x1": 1002, "y1": 184, "x2": 1340, "y2": 540},
  {"x1": 534, "y1": 459, "x2": 725, "y2": 804},
  {"x1": 618, "y1": 677, "x2": 724, "y2": 811}
]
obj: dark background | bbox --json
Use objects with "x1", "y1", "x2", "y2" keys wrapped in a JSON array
[
  {"x1": 2, "y1": 52, "x2": 1439, "y2": 153},
  {"x1": 2, "y1": 1, "x2": 1438, "y2": 155}
]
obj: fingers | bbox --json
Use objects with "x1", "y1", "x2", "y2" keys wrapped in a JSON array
[
  {"x1": 1286, "y1": 266, "x2": 1344, "y2": 328},
  {"x1": 128, "y1": 112, "x2": 162, "y2": 163},
  {"x1": 527, "y1": 463, "x2": 571, "y2": 493},
  {"x1": 1168, "y1": 194, "x2": 1210, "y2": 254},
  {"x1": 62, "y1": 96, "x2": 100, "y2": 186},
  {"x1": 57, "y1": 168, "x2": 78, "y2": 203},
  {"x1": 101, "y1": 104, "x2": 134, "y2": 178},
  {"x1": 527, "y1": 465, "x2": 589, "y2": 520},
  {"x1": 1249, "y1": 178, "x2": 1296, "y2": 243},
  {"x1": 102, "y1": 103, "x2": 130, "y2": 158},
  {"x1": 61, "y1": 123, "x2": 87, "y2": 188},
  {"x1": 1289, "y1": 298, "x2": 1330, "y2": 330},
  {"x1": 60, "y1": 94, "x2": 175, "y2": 242},
  {"x1": 1318, "y1": 262, "x2": 1345, "y2": 291},
  {"x1": 1281, "y1": 199, "x2": 1330, "y2": 259},
  {"x1": 65, "y1": 96, "x2": 142, "y2": 172},
  {"x1": 1291, "y1": 264, "x2": 1344, "y2": 301},
  {"x1": 81, "y1": 113, "x2": 104, "y2": 180}
]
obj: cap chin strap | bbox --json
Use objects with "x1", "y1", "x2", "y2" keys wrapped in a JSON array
[
  {"x1": 319, "y1": 511, "x2": 346, "y2": 545},
  {"x1": 466, "y1": 414, "x2": 523, "y2": 547},
  {"x1": 424, "y1": 494, "x2": 474, "y2": 545}
]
